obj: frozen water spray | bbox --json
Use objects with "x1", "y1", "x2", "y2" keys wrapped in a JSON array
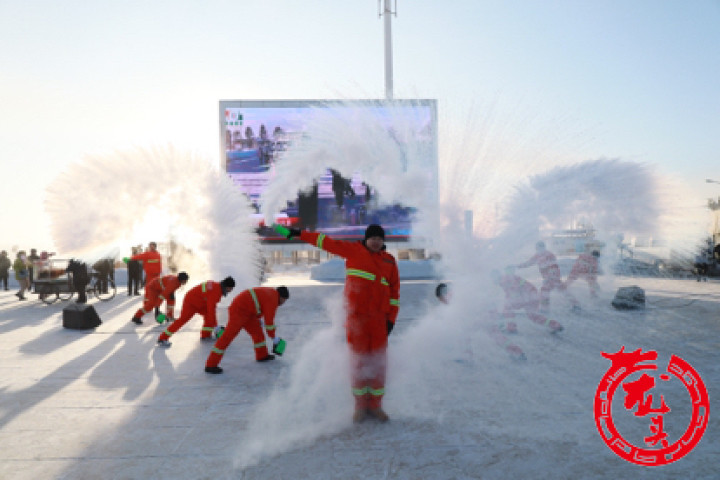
[
  {"x1": 44, "y1": 146, "x2": 262, "y2": 289},
  {"x1": 231, "y1": 100, "x2": 707, "y2": 469}
]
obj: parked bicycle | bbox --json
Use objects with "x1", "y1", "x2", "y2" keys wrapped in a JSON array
[{"x1": 85, "y1": 272, "x2": 117, "y2": 302}]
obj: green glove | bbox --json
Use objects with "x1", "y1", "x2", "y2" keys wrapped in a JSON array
[
  {"x1": 273, "y1": 224, "x2": 290, "y2": 237},
  {"x1": 122, "y1": 257, "x2": 130, "y2": 264},
  {"x1": 272, "y1": 338, "x2": 286, "y2": 355}
]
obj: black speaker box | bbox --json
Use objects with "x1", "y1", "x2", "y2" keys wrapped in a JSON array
[
  {"x1": 62, "y1": 303, "x2": 102, "y2": 329},
  {"x1": 611, "y1": 286, "x2": 646, "y2": 310}
]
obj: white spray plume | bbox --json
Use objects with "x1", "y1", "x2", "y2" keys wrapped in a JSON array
[
  {"x1": 44, "y1": 146, "x2": 262, "y2": 289},
  {"x1": 233, "y1": 295, "x2": 350, "y2": 469},
  {"x1": 259, "y1": 101, "x2": 437, "y2": 231},
  {"x1": 231, "y1": 101, "x2": 710, "y2": 470}
]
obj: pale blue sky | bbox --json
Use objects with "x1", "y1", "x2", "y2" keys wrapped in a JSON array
[{"x1": 1, "y1": 0, "x2": 719, "y2": 250}]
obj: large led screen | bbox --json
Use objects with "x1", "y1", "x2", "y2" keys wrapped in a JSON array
[{"x1": 219, "y1": 99, "x2": 438, "y2": 242}]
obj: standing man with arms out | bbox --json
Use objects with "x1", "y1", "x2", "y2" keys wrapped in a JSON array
[
  {"x1": 157, "y1": 276, "x2": 236, "y2": 346},
  {"x1": 205, "y1": 286, "x2": 289, "y2": 374},
  {"x1": 131, "y1": 272, "x2": 188, "y2": 325},
  {"x1": 126, "y1": 242, "x2": 162, "y2": 290},
  {"x1": 283, "y1": 223, "x2": 399, "y2": 423}
]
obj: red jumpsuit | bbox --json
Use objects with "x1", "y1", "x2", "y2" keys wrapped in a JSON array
[
  {"x1": 134, "y1": 274, "x2": 182, "y2": 320},
  {"x1": 565, "y1": 252, "x2": 599, "y2": 296},
  {"x1": 517, "y1": 250, "x2": 576, "y2": 308},
  {"x1": 158, "y1": 281, "x2": 224, "y2": 341},
  {"x1": 498, "y1": 273, "x2": 562, "y2": 332},
  {"x1": 300, "y1": 231, "x2": 400, "y2": 410},
  {"x1": 131, "y1": 250, "x2": 162, "y2": 287},
  {"x1": 205, "y1": 287, "x2": 280, "y2": 367}
]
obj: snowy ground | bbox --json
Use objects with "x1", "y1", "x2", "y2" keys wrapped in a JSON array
[{"x1": 1, "y1": 268, "x2": 719, "y2": 480}]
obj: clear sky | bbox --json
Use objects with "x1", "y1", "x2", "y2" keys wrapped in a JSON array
[{"x1": 1, "y1": 0, "x2": 719, "y2": 252}]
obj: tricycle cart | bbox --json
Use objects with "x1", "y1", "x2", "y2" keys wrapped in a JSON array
[{"x1": 32, "y1": 258, "x2": 75, "y2": 305}]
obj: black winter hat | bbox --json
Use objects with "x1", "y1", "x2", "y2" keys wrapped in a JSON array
[
  {"x1": 220, "y1": 276, "x2": 235, "y2": 289},
  {"x1": 364, "y1": 224, "x2": 385, "y2": 240},
  {"x1": 276, "y1": 286, "x2": 290, "y2": 299}
]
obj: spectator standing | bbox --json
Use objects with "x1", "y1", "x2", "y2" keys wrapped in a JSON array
[
  {"x1": 13, "y1": 251, "x2": 30, "y2": 300},
  {"x1": 694, "y1": 251, "x2": 710, "y2": 282},
  {"x1": 0, "y1": 250, "x2": 11, "y2": 290},
  {"x1": 66, "y1": 259, "x2": 90, "y2": 304},
  {"x1": 127, "y1": 247, "x2": 142, "y2": 296},
  {"x1": 92, "y1": 258, "x2": 114, "y2": 294},
  {"x1": 27, "y1": 248, "x2": 39, "y2": 287}
]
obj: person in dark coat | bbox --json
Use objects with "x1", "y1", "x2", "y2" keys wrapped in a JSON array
[
  {"x1": 0, "y1": 250, "x2": 11, "y2": 290},
  {"x1": 28, "y1": 248, "x2": 40, "y2": 287},
  {"x1": 127, "y1": 247, "x2": 142, "y2": 296},
  {"x1": 66, "y1": 259, "x2": 90, "y2": 304},
  {"x1": 297, "y1": 180, "x2": 319, "y2": 231},
  {"x1": 92, "y1": 258, "x2": 114, "y2": 294}
]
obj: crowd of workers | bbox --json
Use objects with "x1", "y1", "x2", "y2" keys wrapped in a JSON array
[
  {"x1": 5, "y1": 231, "x2": 718, "y2": 426},
  {"x1": 1, "y1": 224, "x2": 397, "y2": 424}
]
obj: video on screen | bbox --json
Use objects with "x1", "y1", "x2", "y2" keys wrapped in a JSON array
[{"x1": 220, "y1": 100, "x2": 437, "y2": 242}]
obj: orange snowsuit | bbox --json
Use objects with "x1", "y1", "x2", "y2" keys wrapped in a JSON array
[
  {"x1": 518, "y1": 250, "x2": 577, "y2": 308},
  {"x1": 205, "y1": 287, "x2": 281, "y2": 367},
  {"x1": 565, "y1": 252, "x2": 599, "y2": 296},
  {"x1": 499, "y1": 274, "x2": 555, "y2": 329},
  {"x1": 131, "y1": 250, "x2": 162, "y2": 286},
  {"x1": 159, "y1": 281, "x2": 224, "y2": 341},
  {"x1": 300, "y1": 231, "x2": 400, "y2": 410},
  {"x1": 134, "y1": 274, "x2": 182, "y2": 320}
]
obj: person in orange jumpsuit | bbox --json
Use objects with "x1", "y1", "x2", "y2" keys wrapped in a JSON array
[
  {"x1": 492, "y1": 267, "x2": 564, "y2": 334},
  {"x1": 204, "y1": 286, "x2": 289, "y2": 374},
  {"x1": 287, "y1": 223, "x2": 399, "y2": 423},
  {"x1": 126, "y1": 242, "x2": 163, "y2": 316},
  {"x1": 131, "y1": 272, "x2": 188, "y2": 325},
  {"x1": 155, "y1": 276, "x2": 236, "y2": 346},
  {"x1": 516, "y1": 240, "x2": 578, "y2": 311},
  {"x1": 130, "y1": 242, "x2": 163, "y2": 288},
  {"x1": 565, "y1": 250, "x2": 600, "y2": 297}
]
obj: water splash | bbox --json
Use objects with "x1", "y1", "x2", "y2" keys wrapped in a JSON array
[
  {"x1": 231, "y1": 101, "x2": 708, "y2": 470},
  {"x1": 259, "y1": 101, "x2": 437, "y2": 231},
  {"x1": 44, "y1": 146, "x2": 262, "y2": 288}
]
